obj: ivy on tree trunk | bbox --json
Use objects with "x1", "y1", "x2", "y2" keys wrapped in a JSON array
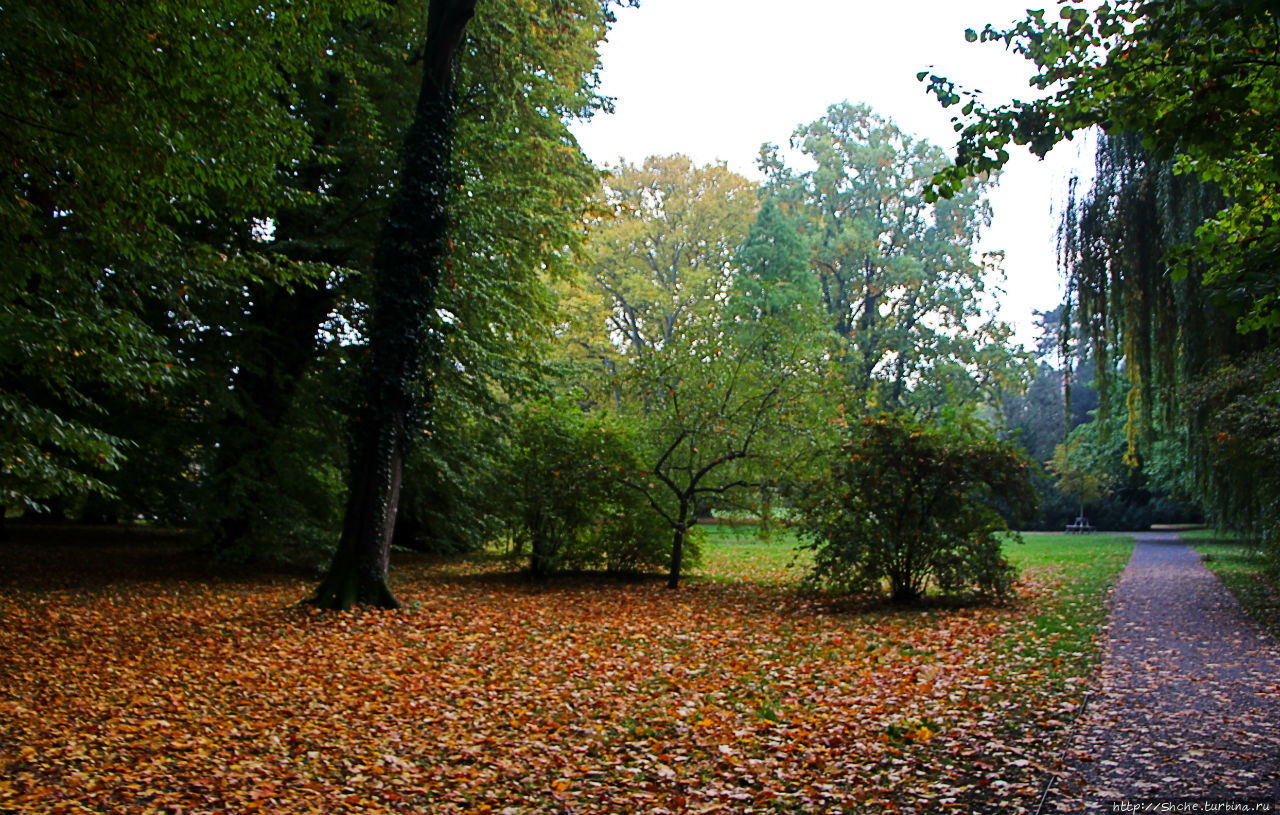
[{"x1": 310, "y1": 0, "x2": 479, "y2": 610}]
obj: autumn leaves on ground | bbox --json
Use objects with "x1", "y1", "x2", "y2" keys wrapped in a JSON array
[{"x1": 0, "y1": 529, "x2": 1131, "y2": 814}]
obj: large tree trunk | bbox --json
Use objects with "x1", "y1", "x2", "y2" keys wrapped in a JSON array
[
  {"x1": 310, "y1": 0, "x2": 479, "y2": 610},
  {"x1": 312, "y1": 414, "x2": 406, "y2": 608}
]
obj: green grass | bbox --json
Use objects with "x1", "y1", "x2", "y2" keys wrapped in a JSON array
[
  {"x1": 695, "y1": 525, "x2": 1139, "y2": 694},
  {"x1": 1176, "y1": 527, "x2": 1236, "y2": 542},
  {"x1": 1000, "y1": 533, "x2": 1134, "y2": 688},
  {"x1": 1190, "y1": 535, "x2": 1280, "y2": 639},
  {"x1": 695, "y1": 523, "x2": 811, "y2": 585},
  {"x1": 696, "y1": 525, "x2": 1137, "y2": 621}
]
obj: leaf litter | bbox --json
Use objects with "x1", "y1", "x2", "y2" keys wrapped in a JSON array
[{"x1": 0, "y1": 536, "x2": 1111, "y2": 814}]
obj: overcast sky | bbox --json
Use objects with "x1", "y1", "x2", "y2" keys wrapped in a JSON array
[{"x1": 569, "y1": 0, "x2": 1095, "y2": 348}]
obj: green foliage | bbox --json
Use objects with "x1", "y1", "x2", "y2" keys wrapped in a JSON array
[
  {"x1": 563, "y1": 154, "x2": 759, "y2": 371},
  {"x1": 607, "y1": 312, "x2": 828, "y2": 586},
  {"x1": 1001, "y1": 337, "x2": 1196, "y2": 531},
  {"x1": 394, "y1": 410, "x2": 509, "y2": 557},
  {"x1": 439, "y1": 0, "x2": 620, "y2": 398},
  {"x1": 1050, "y1": 134, "x2": 1265, "y2": 538},
  {"x1": 927, "y1": 0, "x2": 1280, "y2": 332},
  {"x1": 1003, "y1": 363, "x2": 1067, "y2": 467},
  {"x1": 1190, "y1": 348, "x2": 1280, "y2": 554},
  {"x1": 728, "y1": 197, "x2": 822, "y2": 339},
  {"x1": 1047, "y1": 433, "x2": 1110, "y2": 518},
  {"x1": 212, "y1": 0, "x2": 618, "y2": 563},
  {"x1": 1058, "y1": 134, "x2": 1233, "y2": 462},
  {"x1": 560, "y1": 154, "x2": 829, "y2": 586},
  {"x1": 758, "y1": 102, "x2": 1031, "y2": 411},
  {"x1": 793, "y1": 412, "x2": 1039, "y2": 603},
  {"x1": 197, "y1": 365, "x2": 350, "y2": 563},
  {"x1": 503, "y1": 398, "x2": 674, "y2": 576},
  {"x1": 600, "y1": 502, "x2": 702, "y2": 577},
  {"x1": 0, "y1": 393, "x2": 129, "y2": 514},
  {"x1": 346, "y1": 0, "x2": 635, "y2": 585},
  {"x1": 0, "y1": 0, "x2": 626, "y2": 582},
  {"x1": 1000, "y1": 309, "x2": 1107, "y2": 530},
  {"x1": 0, "y1": 0, "x2": 376, "y2": 514}
]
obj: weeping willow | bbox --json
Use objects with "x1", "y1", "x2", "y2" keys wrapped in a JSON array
[{"x1": 1058, "y1": 132, "x2": 1274, "y2": 545}]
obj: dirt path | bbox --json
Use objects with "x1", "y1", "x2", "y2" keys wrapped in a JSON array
[{"x1": 1046, "y1": 532, "x2": 1280, "y2": 811}]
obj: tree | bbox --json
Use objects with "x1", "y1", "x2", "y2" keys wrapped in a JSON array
[
  {"x1": 309, "y1": 0, "x2": 480, "y2": 610},
  {"x1": 195, "y1": 0, "x2": 618, "y2": 558},
  {"x1": 728, "y1": 197, "x2": 823, "y2": 347},
  {"x1": 1057, "y1": 134, "x2": 1242, "y2": 462},
  {"x1": 308, "y1": 0, "x2": 629, "y2": 607},
  {"x1": 998, "y1": 308, "x2": 1107, "y2": 530},
  {"x1": 560, "y1": 155, "x2": 758, "y2": 382},
  {"x1": 330, "y1": 0, "x2": 621, "y2": 561},
  {"x1": 561, "y1": 155, "x2": 826, "y2": 588},
  {"x1": 0, "y1": 0, "x2": 375, "y2": 518},
  {"x1": 1003, "y1": 364, "x2": 1066, "y2": 460},
  {"x1": 758, "y1": 102, "x2": 1030, "y2": 411},
  {"x1": 923, "y1": 0, "x2": 1280, "y2": 332},
  {"x1": 1188, "y1": 349, "x2": 1280, "y2": 557},
  {"x1": 793, "y1": 412, "x2": 1038, "y2": 604},
  {"x1": 1053, "y1": 135, "x2": 1267, "y2": 534},
  {"x1": 612, "y1": 321, "x2": 824, "y2": 588},
  {"x1": 1047, "y1": 434, "x2": 1109, "y2": 523}
]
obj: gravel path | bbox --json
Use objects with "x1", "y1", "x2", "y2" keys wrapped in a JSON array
[{"x1": 1047, "y1": 532, "x2": 1280, "y2": 811}]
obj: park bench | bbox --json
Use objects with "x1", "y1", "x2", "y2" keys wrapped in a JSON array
[{"x1": 1065, "y1": 517, "x2": 1096, "y2": 534}]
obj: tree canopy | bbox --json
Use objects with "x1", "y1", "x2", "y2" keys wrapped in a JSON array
[
  {"x1": 2, "y1": 0, "x2": 626, "y2": 557},
  {"x1": 923, "y1": 0, "x2": 1280, "y2": 333},
  {"x1": 927, "y1": 1, "x2": 1280, "y2": 550},
  {"x1": 1, "y1": 0, "x2": 377, "y2": 513},
  {"x1": 5, "y1": 1, "x2": 1049, "y2": 604},
  {"x1": 758, "y1": 103, "x2": 1030, "y2": 412}
]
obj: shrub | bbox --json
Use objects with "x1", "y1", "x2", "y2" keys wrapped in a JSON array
[
  {"x1": 793, "y1": 412, "x2": 1038, "y2": 603},
  {"x1": 504, "y1": 398, "x2": 674, "y2": 576},
  {"x1": 394, "y1": 413, "x2": 511, "y2": 556}
]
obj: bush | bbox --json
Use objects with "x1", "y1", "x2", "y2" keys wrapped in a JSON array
[
  {"x1": 504, "y1": 398, "x2": 674, "y2": 576},
  {"x1": 793, "y1": 412, "x2": 1039, "y2": 603},
  {"x1": 394, "y1": 412, "x2": 511, "y2": 556}
]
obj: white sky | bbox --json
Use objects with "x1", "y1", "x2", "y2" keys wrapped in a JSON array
[{"x1": 569, "y1": 0, "x2": 1095, "y2": 349}]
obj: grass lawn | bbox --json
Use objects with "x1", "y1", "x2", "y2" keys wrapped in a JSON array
[
  {"x1": 1183, "y1": 529, "x2": 1280, "y2": 640},
  {"x1": 0, "y1": 526, "x2": 1131, "y2": 813}
]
